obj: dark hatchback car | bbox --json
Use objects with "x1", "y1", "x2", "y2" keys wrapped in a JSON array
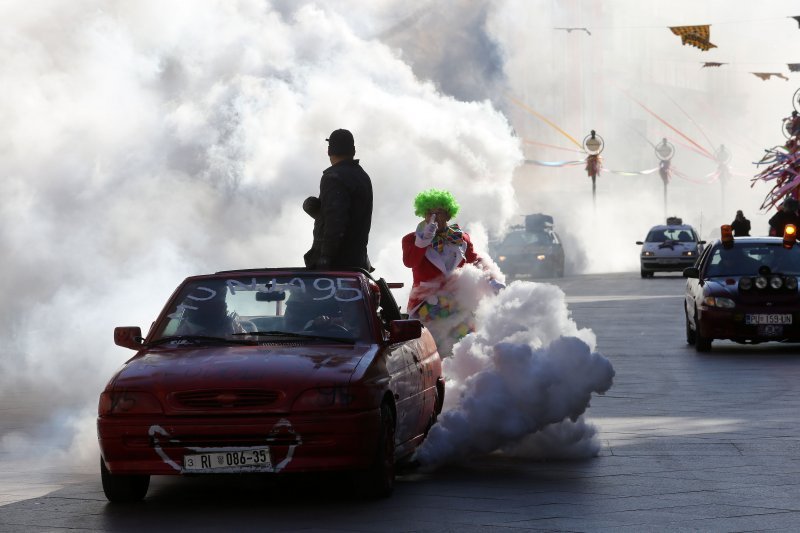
[
  {"x1": 684, "y1": 227, "x2": 800, "y2": 352},
  {"x1": 98, "y1": 268, "x2": 444, "y2": 502},
  {"x1": 491, "y1": 214, "x2": 565, "y2": 279}
]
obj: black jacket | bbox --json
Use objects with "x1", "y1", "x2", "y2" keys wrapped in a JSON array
[
  {"x1": 768, "y1": 210, "x2": 800, "y2": 236},
  {"x1": 304, "y1": 159, "x2": 372, "y2": 270},
  {"x1": 730, "y1": 217, "x2": 750, "y2": 236}
]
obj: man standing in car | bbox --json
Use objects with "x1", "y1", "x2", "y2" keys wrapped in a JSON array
[
  {"x1": 303, "y1": 129, "x2": 373, "y2": 271},
  {"x1": 731, "y1": 210, "x2": 751, "y2": 237}
]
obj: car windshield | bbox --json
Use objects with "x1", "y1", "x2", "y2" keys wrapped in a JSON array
[
  {"x1": 151, "y1": 274, "x2": 372, "y2": 343},
  {"x1": 705, "y1": 243, "x2": 800, "y2": 276},
  {"x1": 501, "y1": 230, "x2": 556, "y2": 248},
  {"x1": 646, "y1": 228, "x2": 696, "y2": 243}
]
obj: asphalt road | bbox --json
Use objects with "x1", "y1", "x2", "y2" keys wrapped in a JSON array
[{"x1": 3, "y1": 272, "x2": 800, "y2": 532}]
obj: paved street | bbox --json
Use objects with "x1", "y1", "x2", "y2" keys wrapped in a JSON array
[{"x1": 2, "y1": 272, "x2": 800, "y2": 531}]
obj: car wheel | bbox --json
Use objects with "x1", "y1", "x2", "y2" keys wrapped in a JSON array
[
  {"x1": 640, "y1": 269, "x2": 653, "y2": 278},
  {"x1": 359, "y1": 402, "x2": 395, "y2": 498},
  {"x1": 100, "y1": 457, "x2": 150, "y2": 503},
  {"x1": 685, "y1": 306, "x2": 696, "y2": 345},
  {"x1": 694, "y1": 315, "x2": 712, "y2": 352}
]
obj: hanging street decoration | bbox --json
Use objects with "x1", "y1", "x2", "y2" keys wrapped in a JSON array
[
  {"x1": 655, "y1": 138, "x2": 676, "y2": 216},
  {"x1": 752, "y1": 88, "x2": 800, "y2": 211},
  {"x1": 554, "y1": 27, "x2": 591, "y2": 35},
  {"x1": 752, "y1": 72, "x2": 789, "y2": 81},
  {"x1": 583, "y1": 130, "x2": 604, "y2": 209},
  {"x1": 669, "y1": 25, "x2": 717, "y2": 51}
]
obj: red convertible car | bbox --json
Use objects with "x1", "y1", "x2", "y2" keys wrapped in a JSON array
[
  {"x1": 684, "y1": 225, "x2": 800, "y2": 352},
  {"x1": 98, "y1": 268, "x2": 443, "y2": 502}
]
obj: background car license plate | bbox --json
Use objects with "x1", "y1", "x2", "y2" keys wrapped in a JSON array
[
  {"x1": 183, "y1": 447, "x2": 271, "y2": 471},
  {"x1": 745, "y1": 314, "x2": 792, "y2": 325},
  {"x1": 758, "y1": 325, "x2": 784, "y2": 337}
]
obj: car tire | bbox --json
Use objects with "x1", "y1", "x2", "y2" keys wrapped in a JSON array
[
  {"x1": 694, "y1": 315, "x2": 712, "y2": 352},
  {"x1": 100, "y1": 457, "x2": 150, "y2": 503},
  {"x1": 640, "y1": 269, "x2": 653, "y2": 278},
  {"x1": 358, "y1": 402, "x2": 395, "y2": 498},
  {"x1": 685, "y1": 307, "x2": 696, "y2": 345}
]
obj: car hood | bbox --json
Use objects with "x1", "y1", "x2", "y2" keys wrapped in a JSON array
[{"x1": 111, "y1": 343, "x2": 377, "y2": 393}]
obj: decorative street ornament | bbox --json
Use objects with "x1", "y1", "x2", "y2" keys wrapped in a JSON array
[
  {"x1": 753, "y1": 89, "x2": 800, "y2": 212},
  {"x1": 655, "y1": 138, "x2": 675, "y2": 216},
  {"x1": 583, "y1": 130, "x2": 604, "y2": 211},
  {"x1": 669, "y1": 25, "x2": 716, "y2": 51},
  {"x1": 655, "y1": 138, "x2": 675, "y2": 161},
  {"x1": 752, "y1": 72, "x2": 789, "y2": 81}
]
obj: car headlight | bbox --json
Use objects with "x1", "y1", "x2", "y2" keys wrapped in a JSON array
[
  {"x1": 770, "y1": 276, "x2": 784, "y2": 289},
  {"x1": 703, "y1": 296, "x2": 736, "y2": 308},
  {"x1": 739, "y1": 277, "x2": 753, "y2": 290},
  {"x1": 755, "y1": 276, "x2": 768, "y2": 289},
  {"x1": 682, "y1": 251, "x2": 695, "y2": 256},
  {"x1": 787, "y1": 277, "x2": 798, "y2": 290},
  {"x1": 292, "y1": 387, "x2": 371, "y2": 411},
  {"x1": 536, "y1": 254, "x2": 546, "y2": 261},
  {"x1": 98, "y1": 391, "x2": 163, "y2": 415},
  {"x1": 498, "y1": 255, "x2": 506, "y2": 262},
  {"x1": 642, "y1": 251, "x2": 655, "y2": 257}
]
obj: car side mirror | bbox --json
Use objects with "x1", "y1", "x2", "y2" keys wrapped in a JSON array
[
  {"x1": 636, "y1": 241, "x2": 644, "y2": 245},
  {"x1": 114, "y1": 326, "x2": 144, "y2": 350},
  {"x1": 388, "y1": 319, "x2": 422, "y2": 343},
  {"x1": 699, "y1": 240, "x2": 707, "y2": 245},
  {"x1": 683, "y1": 267, "x2": 700, "y2": 279}
]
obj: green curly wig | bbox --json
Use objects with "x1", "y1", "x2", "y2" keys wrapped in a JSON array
[{"x1": 413, "y1": 189, "x2": 460, "y2": 218}]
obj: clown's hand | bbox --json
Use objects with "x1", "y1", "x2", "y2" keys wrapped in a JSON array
[
  {"x1": 489, "y1": 278, "x2": 506, "y2": 294},
  {"x1": 415, "y1": 218, "x2": 438, "y2": 248}
]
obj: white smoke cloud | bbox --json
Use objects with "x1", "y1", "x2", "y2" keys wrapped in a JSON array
[
  {"x1": 0, "y1": 0, "x2": 521, "y2": 467},
  {"x1": 415, "y1": 278, "x2": 614, "y2": 467}
]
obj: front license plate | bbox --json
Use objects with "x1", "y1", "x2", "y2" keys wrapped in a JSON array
[
  {"x1": 745, "y1": 314, "x2": 792, "y2": 325},
  {"x1": 183, "y1": 448, "x2": 272, "y2": 472},
  {"x1": 758, "y1": 324, "x2": 784, "y2": 337}
]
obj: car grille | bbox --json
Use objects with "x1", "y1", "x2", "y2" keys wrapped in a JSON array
[{"x1": 170, "y1": 389, "x2": 281, "y2": 410}]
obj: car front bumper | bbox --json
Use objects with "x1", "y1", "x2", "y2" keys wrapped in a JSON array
[
  {"x1": 500, "y1": 256, "x2": 562, "y2": 278},
  {"x1": 641, "y1": 257, "x2": 697, "y2": 272},
  {"x1": 98, "y1": 409, "x2": 381, "y2": 476},
  {"x1": 697, "y1": 306, "x2": 800, "y2": 342}
]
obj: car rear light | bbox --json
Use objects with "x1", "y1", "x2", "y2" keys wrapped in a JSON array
[
  {"x1": 787, "y1": 277, "x2": 799, "y2": 290},
  {"x1": 784, "y1": 224, "x2": 797, "y2": 249},
  {"x1": 720, "y1": 225, "x2": 734, "y2": 248},
  {"x1": 755, "y1": 276, "x2": 768, "y2": 289},
  {"x1": 770, "y1": 276, "x2": 784, "y2": 289},
  {"x1": 292, "y1": 386, "x2": 372, "y2": 412},
  {"x1": 99, "y1": 391, "x2": 163, "y2": 416},
  {"x1": 739, "y1": 277, "x2": 752, "y2": 290}
]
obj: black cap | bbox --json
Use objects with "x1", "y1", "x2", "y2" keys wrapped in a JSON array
[{"x1": 326, "y1": 129, "x2": 355, "y2": 156}]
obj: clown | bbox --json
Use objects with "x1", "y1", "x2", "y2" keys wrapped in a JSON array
[{"x1": 401, "y1": 189, "x2": 503, "y2": 353}]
